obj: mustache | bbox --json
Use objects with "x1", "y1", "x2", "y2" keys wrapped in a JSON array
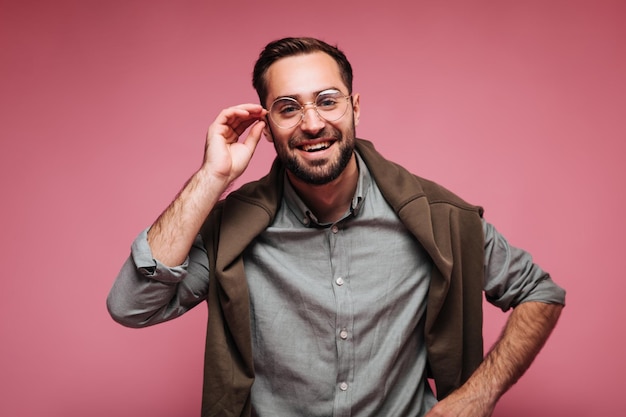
[{"x1": 289, "y1": 127, "x2": 342, "y2": 147}]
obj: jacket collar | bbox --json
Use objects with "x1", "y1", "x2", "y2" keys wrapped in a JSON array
[
  {"x1": 354, "y1": 139, "x2": 452, "y2": 277},
  {"x1": 215, "y1": 139, "x2": 451, "y2": 279}
]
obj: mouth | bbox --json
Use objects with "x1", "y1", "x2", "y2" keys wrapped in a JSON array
[{"x1": 297, "y1": 140, "x2": 335, "y2": 153}]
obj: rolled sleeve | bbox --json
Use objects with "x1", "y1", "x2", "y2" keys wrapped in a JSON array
[
  {"x1": 483, "y1": 220, "x2": 566, "y2": 311},
  {"x1": 130, "y1": 228, "x2": 191, "y2": 283},
  {"x1": 107, "y1": 228, "x2": 210, "y2": 328}
]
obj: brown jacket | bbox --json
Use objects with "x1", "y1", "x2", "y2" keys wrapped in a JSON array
[{"x1": 199, "y1": 139, "x2": 485, "y2": 417}]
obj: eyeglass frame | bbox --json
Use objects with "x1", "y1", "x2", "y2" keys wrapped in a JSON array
[{"x1": 266, "y1": 89, "x2": 353, "y2": 129}]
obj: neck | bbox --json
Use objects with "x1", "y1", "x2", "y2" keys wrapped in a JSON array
[{"x1": 287, "y1": 154, "x2": 358, "y2": 224}]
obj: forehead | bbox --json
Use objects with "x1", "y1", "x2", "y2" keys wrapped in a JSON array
[{"x1": 265, "y1": 52, "x2": 346, "y2": 102}]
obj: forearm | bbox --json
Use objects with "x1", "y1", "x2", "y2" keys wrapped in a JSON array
[
  {"x1": 459, "y1": 301, "x2": 563, "y2": 411},
  {"x1": 477, "y1": 301, "x2": 563, "y2": 400},
  {"x1": 426, "y1": 301, "x2": 563, "y2": 417},
  {"x1": 148, "y1": 167, "x2": 229, "y2": 266}
]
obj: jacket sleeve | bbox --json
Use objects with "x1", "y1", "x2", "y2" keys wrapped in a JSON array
[
  {"x1": 106, "y1": 228, "x2": 210, "y2": 328},
  {"x1": 483, "y1": 220, "x2": 566, "y2": 311}
]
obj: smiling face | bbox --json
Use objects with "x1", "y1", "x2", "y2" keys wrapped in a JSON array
[{"x1": 263, "y1": 52, "x2": 361, "y2": 186}]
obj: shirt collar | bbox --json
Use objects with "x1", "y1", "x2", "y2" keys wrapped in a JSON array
[{"x1": 283, "y1": 151, "x2": 371, "y2": 227}]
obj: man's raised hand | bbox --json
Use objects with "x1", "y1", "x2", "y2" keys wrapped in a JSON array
[{"x1": 202, "y1": 104, "x2": 267, "y2": 185}]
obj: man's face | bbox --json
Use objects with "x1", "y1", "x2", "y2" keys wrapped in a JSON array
[{"x1": 263, "y1": 52, "x2": 361, "y2": 186}]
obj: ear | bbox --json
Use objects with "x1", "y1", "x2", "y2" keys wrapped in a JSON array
[
  {"x1": 263, "y1": 118, "x2": 274, "y2": 142},
  {"x1": 351, "y1": 93, "x2": 361, "y2": 126}
]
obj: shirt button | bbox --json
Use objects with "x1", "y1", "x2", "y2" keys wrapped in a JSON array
[
  {"x1": 335, "y1": 277, "x2": 344, "y2": 286},
  {"x1": 339, "y1": 382, "x2": 348, "y2": 391},
  {"x1": 331, "y1": 225, "x2": 339, "y2": 234},
  {"x1": 340, "y1": 329, "x2": 348, "y2": 339}
]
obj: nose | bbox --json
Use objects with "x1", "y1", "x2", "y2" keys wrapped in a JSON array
[{"x1": 299, "y1": 103, "x2": 325, "y2": 133}]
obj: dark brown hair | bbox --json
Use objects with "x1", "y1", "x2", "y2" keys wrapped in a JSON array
[{"x1": 252, "y1": 37, "x2": 353, "y2": 107}]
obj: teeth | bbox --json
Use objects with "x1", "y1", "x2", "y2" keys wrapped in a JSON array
[{"x1": 301, "y1": 141, "x2": 331, "y2": 152}]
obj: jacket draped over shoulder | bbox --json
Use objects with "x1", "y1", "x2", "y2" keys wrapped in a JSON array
[{"x1": 199, "y1": 139, "x2": 485, "y2": 417}]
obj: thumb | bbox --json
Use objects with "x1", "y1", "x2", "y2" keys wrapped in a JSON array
[{"x1": 243, "y1": 119, "x2": 266, "y2": 154}]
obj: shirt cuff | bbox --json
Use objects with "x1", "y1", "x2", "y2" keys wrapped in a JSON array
[{"x1": 130, "y1": 228, "x2": 190, "y2": 284}]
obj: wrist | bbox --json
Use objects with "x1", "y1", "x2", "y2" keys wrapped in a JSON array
[{"x1": 194, "y1": 165, "x2": 232, "y2": 194}]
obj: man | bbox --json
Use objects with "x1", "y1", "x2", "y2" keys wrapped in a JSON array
[{"x1": 108, "y1": 37, "x2": 565, "y2": 417}]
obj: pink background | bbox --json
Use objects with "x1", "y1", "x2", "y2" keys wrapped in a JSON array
[{"x1": 1, "y1": 0, "x2": 624, "y2": 416}]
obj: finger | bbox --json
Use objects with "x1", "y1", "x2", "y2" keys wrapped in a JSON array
[
  {"x1": 213, "y1": 105, "x2": 258, "y2": 124},
  {"x1": 231, "y1": 115, "x2": 263, "y2": 137},
  {"x1": 209, "y1": 109, "x2": 255, "y2": 141},
  {"x1": 234, "y1": 119, "x2": 265, "y2": 157},
  {"x1": 218, "y1": 106, "x2": 267, "y2": 137},
  {"x1": 243, "y1": 119, "x2": 266, "y2": 150},
  {"x1": 225, "y1": 104, "x2": 266, "y2": 123},
  {"x1": 232, "y1": 103, "x2": 266, "y2": 113}
]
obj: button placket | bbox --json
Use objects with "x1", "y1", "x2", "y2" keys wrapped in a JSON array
[{"x1": 328, "y1": 219, "x2": 353, "y2": 414}]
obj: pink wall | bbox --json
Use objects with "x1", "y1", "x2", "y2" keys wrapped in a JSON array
[{"x1": 1, "y1": 1, "x2": 624, "y2": 416}]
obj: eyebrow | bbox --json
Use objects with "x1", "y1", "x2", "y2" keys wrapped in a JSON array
[{"x1": 273, "y1": 87, "x2": 343, "y2": 102}]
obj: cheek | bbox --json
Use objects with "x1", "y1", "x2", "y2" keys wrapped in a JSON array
[{"x1": 269, "y1": 132, "x2": 292, "y2": 150}]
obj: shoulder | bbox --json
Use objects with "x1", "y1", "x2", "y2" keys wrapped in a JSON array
[
  {"x1": 356, "y1": 138, "x2": 483, "y2": 216},
  {"x1": 414, "y1": 175, "x2": 483, "y2": 216}
]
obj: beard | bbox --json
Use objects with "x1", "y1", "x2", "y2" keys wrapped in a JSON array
[{"x1": 272, "y1": 120, "x2": 357, "y2": 186}]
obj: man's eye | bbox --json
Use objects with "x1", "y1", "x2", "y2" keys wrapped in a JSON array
[
  {"x1": 278, "y1": 103, "x2": 300, "y2": 115},
  {"x1": 317, "y1": 97, "x2": 339, "y2": 108}
]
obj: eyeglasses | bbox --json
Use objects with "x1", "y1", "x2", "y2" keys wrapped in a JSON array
[{"x1": 267, "y1": 89, "x2": 352, "y2": 129}]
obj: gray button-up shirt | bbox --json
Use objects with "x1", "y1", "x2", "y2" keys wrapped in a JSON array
[
  {"x1": 107, "y1": 152, "x2": 566, "y2": 417},
  {"x1": 244, "y1": 156, "x2": 436, "y2": 416}
]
